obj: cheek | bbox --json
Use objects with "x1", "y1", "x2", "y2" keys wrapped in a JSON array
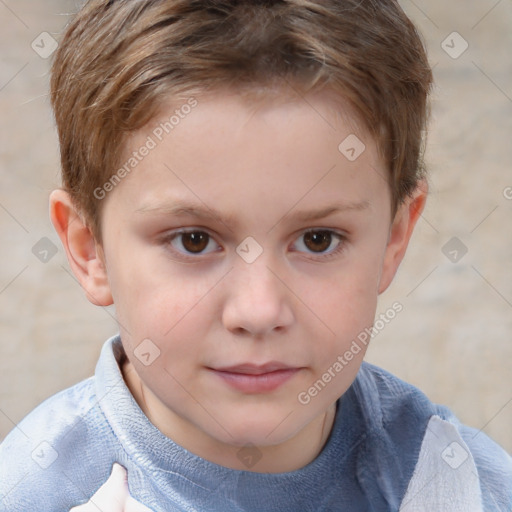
[
  {"x1": 107, "y1": 237, "x2": 208, "y2": 323},
  {"x1": 298, "y1": 244, "x2": 385, "y2": 382},
  {"x1": 313, "y1": 255, "x2": 383, "y2": 333},
  {"x1": 120, "y1": 280, "x2": 211, "y2": 347},
  {"x1": 298, "y1": 273, "x2": 380, "y2": 409},
  {"x1": 117, "y1": 285, "x2": 209, "y2": 394}
]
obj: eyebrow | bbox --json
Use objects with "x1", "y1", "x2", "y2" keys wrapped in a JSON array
[{"x1": 136, "y1": 199, "x2": 370, "y2": 229}]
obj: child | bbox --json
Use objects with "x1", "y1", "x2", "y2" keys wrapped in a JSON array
[{"x1": 0, "y1": 0, "x2": 510, "y2": 510}]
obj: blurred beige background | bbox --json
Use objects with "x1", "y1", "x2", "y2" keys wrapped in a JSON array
[{"x1": 0, "y1": 0, "x2": 511, "y2": 454}]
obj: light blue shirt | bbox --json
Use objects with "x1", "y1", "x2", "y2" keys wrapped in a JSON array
[{"x1": 0, "y1": 335, "x2": 510, "y2": 511}]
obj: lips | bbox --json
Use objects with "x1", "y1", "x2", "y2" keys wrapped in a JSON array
[
  {"x1": 209, "y1": 362, "x2": 302, "y2": 393},
  {"x1": 214, "y1": 363, "x2": 296, "y2": 375}
]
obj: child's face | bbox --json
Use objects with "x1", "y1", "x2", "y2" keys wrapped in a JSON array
[{"x1": 60, "y1": 88, "x2": 423, "y2": 461}]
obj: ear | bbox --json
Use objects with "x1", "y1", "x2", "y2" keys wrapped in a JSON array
[
  {"x1": 378, "y1": 180, "x2": 428, "y2": 294},
  {"x1": 50, "y1": 189, "x2": 113, "y2": 306}
]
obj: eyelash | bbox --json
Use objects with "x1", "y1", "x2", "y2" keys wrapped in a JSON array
[{"x1": 161, "y1": 228, "x2": 348, "y2": 262}]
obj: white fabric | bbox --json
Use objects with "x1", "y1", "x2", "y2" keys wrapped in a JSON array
[{"x1": 399, "y1": 415, "x2": 483, "y2": 512}]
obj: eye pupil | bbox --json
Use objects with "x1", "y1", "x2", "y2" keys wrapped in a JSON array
[
  {"x1": 183, "y1": 232, "x2": 209, "y2": 253},
  {"x1": 304, "y1": 231, "x2": 331, "y2": 252}
]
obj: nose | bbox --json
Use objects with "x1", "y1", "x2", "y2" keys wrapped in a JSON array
[{"x1": 221, "y1": 256, "x2": 295, "y2": 338}]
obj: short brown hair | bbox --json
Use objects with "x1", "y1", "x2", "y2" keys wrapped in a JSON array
[{"x1": 50, "y1": 0, "x2": 433, "y2": 241}]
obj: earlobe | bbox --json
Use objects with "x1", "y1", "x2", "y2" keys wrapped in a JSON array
[
  {"x1": 378, "y1": 180, "x2": 428, "y2": 294},
  {"x1": 49, "y1": 189, "x2": 113, "y2": 306}
]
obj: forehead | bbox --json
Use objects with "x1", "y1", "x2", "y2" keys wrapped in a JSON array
[{"x1": 110, "y1": 87, "x2": 389, "y2": 223}]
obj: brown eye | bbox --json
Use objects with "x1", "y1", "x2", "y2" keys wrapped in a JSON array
[
  {"x1": 180, "y1": 232, "x2": 210, "y2": 253},
  {"x1": 293, "y1": 229, "x2": 346, "y2": 259},
  {"x1": 303, "y1": 230, "x2": 333, "y2": 253},
  {"x1": 165, "y1": 229, "x2": 220, "y2": 260}
]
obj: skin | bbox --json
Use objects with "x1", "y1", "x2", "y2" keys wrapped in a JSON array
[{"x1": 51, "y1": 88, "x2": 426, "y2": 476}]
